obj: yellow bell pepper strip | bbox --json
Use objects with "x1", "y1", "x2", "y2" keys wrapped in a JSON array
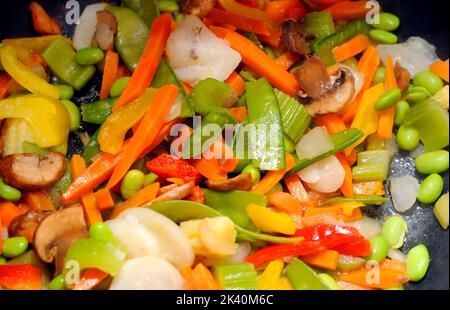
[
  {"x1": 2, "y1": 35, "x2": 62, "y2": 54},
  {"x1": 259, "y1": 259, "x2": 293, "y2": 290},
  {"x1": 0, "y1": 45, "x2": 59, "y2": 99},
  {"x1": 247, "y1": 204, "x2": 297, "y2": 235},
  {"x1": 218, "y1": 0, "x2": 270, "y2": 23},
  {"x1": 0, "y1": 94, "x2": 70, "y2": 148}
]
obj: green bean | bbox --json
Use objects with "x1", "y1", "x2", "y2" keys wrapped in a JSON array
[
  {"x1": 318, "y1": 273, "x2": 341, "y2": 290},
  {"x1": 415, "y1": 150, "x2": 449, "y2": 174},
  {"x1": 121, "y1": 169, "x2": 146, "y2": 199},
  {"x1": 2, "y1": 237, "x2": 29, "y2": 258},
  {"x1": 242, "y1": 164, "x2": 261, "y2": 186},
  {"x1": 109, "y1": 77, "x2": 130, "y2": 98},
  {"x1": 413, "y1": 71, "x2": 444, "y2": 95},
  {"x1": 375, "y1": 88, "x2": 401, "y2": 111},
  {"x1": 396, "y1": 125, "x2": 420, "y2": 151},
  {"x1": 394, "y1": 101, "x2": 410, "y2": 126},
  {"x1": 158, "y1": 0, "x2": 180, "y2": 13},
  {"x1": 406, "y1": 86, "x2": 431, "y2": 103},
  {"x1": 373, "y1": 67, "x2": 386, "y2": 84},
  {"x1": 284, "y1": 135, "x2": 296, "y2": 154},
  {"x1": 48, "y1": 275, "x2": 66, "y2": 290},
  {"x1": 381, "y1": 216, "x2": 408, "y2": 249},
  {"x1": 369, "y1": 29, "x2": 398, "y2": 44},
  {"x1": 406, "y1": 244, "x2": 430, "y2": 282},
  {"x1": 74, "y1": 47, "x2": 104, "y2": 65},
  {"x1": 60, "y1": 99, "x2": 81, "y2": 132},
  {"x1": 89, "y1": 223, "x2": 114, "y2": 241},
  {"x1": 175, "y1": 13, "x2": 185, "y2": 25},
  {"x1": 144, "y1": 173, "x2": 159, "y2": 186},
  {"x1": 0, "y1": 257, "x2": 6, "y2": 265},
  {"x1": 372, "y1": 12, "x2": 400, "y2": 31},
  {"x1": 368, "y1": 236, "x2": 389, "y2": 262},
  {"x1": 0, "y1": 177, "x2": 22, "y2": 202},
  {"x1": 417, "y1": 173, "x2": 444, "y2": 204},
  {"x1": 56, "y1": 84, "x2": 74, "y2": 100}
]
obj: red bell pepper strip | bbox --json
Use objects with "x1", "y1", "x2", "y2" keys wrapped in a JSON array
[
  {"x1": 72, "y1": 268, "x2": 109, "y2": 290},
  {"x1": 265, "y1": 0, "x2": 307, "y2": 25},
  {"x1": 29, "y1": 2, "x2": 61, "y2": 34},
  {"x1": 147, "y1": 153, "x2": 202, "y2": 184},
  {"x1": 0, "y1": 264, "x2": 42, "y2": 290},
  {"x1": 207, "y1": 9, "x2": 270, "y2": 36}
]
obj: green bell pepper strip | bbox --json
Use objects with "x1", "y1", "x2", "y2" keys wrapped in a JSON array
[
  {"x1": 305, "y1": 11, "x2": 335, "y2": 45},
  {"x1": 83, "y1": 130, "x2": 101, "y2": 164},
  {"x1": 191, "y1": 78, "x2": 236, "y2": 116},
  {"x1": 81, "y1": 97, "x2": 118, "y2": 124},
  {"x1": 105, "y1": 5, "x2": 149, "y2": 72},
  {"x1": 246, "y1": 78, "x2": 286, "y2": 170},
  {"x1": 312, "y1": 19, "x2": 370, "y2": 66},
  {"x1": 121, "y1": 0, "x2": 159, "y2": 27},
  {"x1": 320, "y1": 196, "x2": 389, "y2": 207},
  {"x1": 42, "y1": 37, "x2": 95, "y2": 91},
  {"x1": 151, "y1": 59, "x2": 194, "y2": 117},
  {"x1": 148, "y1": 200, "x2": 302, "y2": 244},
  {"x1": 213, "y1": 263, "x2": 258, "y2": 290},
  {"x1": 285, "y1": 258, "x2": 329, "y2": 290},
  {"x1": 289, "y1": 128, "x2": 364, "y2": 175}
]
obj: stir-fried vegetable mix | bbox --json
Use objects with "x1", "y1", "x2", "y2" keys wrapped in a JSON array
[{"x1": 0, "y1": 0, "x2": 448, "y2": 291}]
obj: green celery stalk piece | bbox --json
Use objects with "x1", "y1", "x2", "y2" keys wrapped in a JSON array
[
  {"x1": 121, "y1": 0, "x2": 159, "y2": 27},
  {"x1": 285, "y1": 258, "x2": 329, "y2": 290},
  {"x1": 289, "y1": 128, "x2": 364, "y2": 175},
  {"x1": 42, "y1": 36, "x2": 95, "y2": 91},
  {"x1": 352, "y1": 164, "x2": 390, "y2": 182},
  {"x1": 305, "y1": 11, "x2": 335, "y2": 45},
  {"x1": 213, "y1": 263, "x2": 258, "y2": 290},
  {"x1": 190, "y1": 78, "x2": 236, "y2": 116},
  {"x1": 81, "y1": 97, "x2": 118, "y2": 124},
  {"x1": 357, "y1": 150, "x2": 391, "y2": 166},
  {"x1": 320, "y1": 196, "x2": 389, "y2": 206}
]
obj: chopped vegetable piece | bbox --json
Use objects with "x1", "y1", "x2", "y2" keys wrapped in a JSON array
[
  {"x1": 285, "y1": 258, "x2": 329, "y2": 290},
  {"x1": 434, "y1": 193, "x2": 449, "y2": 229},
  {"x1": 247, "y1": 204, "x2": 296, "y2": 235},
  {"x1": 213, "y1": 263, "x2": 259, "y2": 290}
]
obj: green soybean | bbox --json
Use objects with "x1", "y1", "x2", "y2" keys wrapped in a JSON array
[
  {"x1": 372, "y1": 12, "x2": 400, "y2": 31},
  {"x1": 74, "y1": 47, "x2": 104, "y2": 65},
  {"x1": 417, "y1": 173, "x2": 444, "y2": 204},
  {"x1": 406, "y1": 86, "x2": 431, "y2": 103},
  {"x1": 381, "y1": 216, "x2": 408, "y2": 249},
  {"x1": 413, "y1": 71, "x2": 444, "y2": 95},
  {"x1": 368, "y1": 236, "x2": 390, "y2": 262},
  {"x1": 373, "y1": 67, "x2": 386, "y2": 84},
  {"x1": 110, "y1": 77, "x2": 130, "y2": 98},
  {"x1": 318, "y1": 273, "x2": 341, "y2": 290},
  {"x1": 49, "y1": 275, "x2": 66, "y2": 290},
  {"x1": 396, "y1": 125, "x2": 420, "y2": 151},
  {"x1": 415, "y1": 150, "x2": 449, "y2": 174},
  {"x1": 0, "y1": 177, "x2": 22, "y2": 202},
  {"x1": 242, "y1": 164, "x2": 261, "y2": 186},
  {"x1": 60, "y1": 99, "x2": 81, "y2": 132},
  {"x1": 144, "y1": 173, "x2": 159, "y2": 186},
  {"x1": 394, "y1": 101, "x2": 410, "y2": 126},
  {"x1": 375, "y1": 88, "x2": 401, "y2": 111},
  {"x1": 2, "y1": 237, "x2": 29, "y2": 258},
  {"x1": 0, "y1": 257, "x2": 6, "y2": 265},
  {"x1": 57, "y1": 84, "x2": 74, "y2": 100},
  {"x1": 369, "y1": 29, "x2": 398, "y2": 44},
  {"x1": 158, "y1": 1, "x2": 180, "y2": 13},
  {"x1": 121, "y1": 169, "x2": 146, "y2": 199},
  {"x1": 406, "y1": 244, "x2": 430, "y2": 282}
]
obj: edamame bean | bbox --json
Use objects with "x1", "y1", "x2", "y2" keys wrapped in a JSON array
[
  {"x1": 406, "y1": 86, "x2": 431, "y2": 103},
  {"x1": 415, "y1": 150, "x2": 449, "y2": 174},
  {"x1": 144, "y1": 173, "x2": 159, "y2": 186},
  {"x1": 0, "y1": 257, "x2": 6, "y2": 265},
  {"x1": 372, "y1": 12, "x2": 400, "y2": 31},
  {"x1": 373, "y1": 67, "x2": 386, "y2": 84},
  {"x1": 384, "y1": 285, "x2": 405, "y2": 290},
  {"x1": 121, "y1": 169, "x2": 146, "y2": 199},
  {"x1": 242, "y1": 164, "x2": 261, "y2": 186},
  {"x1": 394, "y1": 101, "x2": 410, "y2": 126},
  {"x1": 381, "y1": 216, "x2": 408, "y2": 249},
  {"x1": 406, "y1": 244, "x2": 430, "y2": 282},
  {"x1": 158, "y1": 0, "x2": 180, "y2": 13},
  {"x1": 2, "y1": 237, "x2": 29, "y2": 258},
  {"x1": 368, "y1": 236, "x2": 389, "y2": 262},
  {"x1": 175, "y1": 13, "x2": 185, "y2": 25},
  {"x1": 49, "y1": 275, "x2": 66, "y2": 290},
  {"x1": 396, "y1": 125, "x2": 420, "y2": 151},
  {"x1": 413, "y1": 71, "x2": 444, "y2": 95},
  {"x1": 89, "y1": 222, "x2": 114, "y2": 241},
  {"x1": 74, "y1": 47, "x2": 104, "y2": 65},
  {"x1": 375, "y1": 88, "x2": 401, "y2": 111},
  {"x1": 417, "y1": 173, "x2": 444, "y2": 204},
  {"x1": 0, "y1": 177, "x2": 22, "y2": 202},
  {"x1": 60, "y1": 99, "x2": 81, "y2": 132},
  {"x1": 57, "y1": 84, "x2": 74, "y2": 100},
  {"x1": 109, "y1": 77, "x2": 130, "y2": 98},
  {"x1": 318, "y1": 273, "x2": 341, "y2": 290},
  {"x1": 284, "y1": 135, "x2": 296, "y2": 154},
  {"x1": 369, "y1": 29, "x2": 398, "y2": 44}
]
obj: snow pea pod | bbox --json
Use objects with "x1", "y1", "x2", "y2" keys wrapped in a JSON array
[
  {"x1": 320, "y1": 195, "x2": 389, "y2": 206},
  {"x1": 285, "y1": 258, "x2": 329, "y2": 290},
  {"x1": 122, "y1": 0, "x2": 159, "y2": 27},
  {"x1": 81, "y1": 97, "x2": 118, "y2": 124}
]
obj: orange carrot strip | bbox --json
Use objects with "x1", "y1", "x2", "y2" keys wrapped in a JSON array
[
  {"x1": 275, "y1": 51, "x2": 300, "y2": 71},
  {"x1": 302, "y1": 250, "x2": 340, "y2": 270},
  {"x1": 191, "y1": 263, "x2": 220, "y2": 290},
  {"x1": 377, "y1": 55, "x2": 397, "y2": 139},
  {"x1": 70, "y1": 155, "x2": 103, "y2": 227},
  {"x1": 210, "y1": 26, "x2": 300, "y2": 96},
  {"x1": 228, "y1": 106, "x2": 248, "y2": 123},
  {"x1": 191, "y1": 159, "x2": 228, "y2": 181},
  {"x1": 314, "y1": 113, "x2": 347, "y2": 134},
  {"x1": 429, "y1": 60, "x2": 449, "y2": 82},
  {"x1": 207, "y1": 8, "x2": 270, "y2": 36},
  {"x1": 257, "y1": 26, "x2": 282, "y2": 48},
  {"x1": 284, "y1": 175, "x2": 313, "y2": 208},
  {"x1": 251, "y1": 154, "x2": 296, "y2": 195},
  {"x1": 268, "y1": 191, "x2": 303, "y2": 215},
  {"x1": 181, "y1": 82, "x2": 192, "y2": 95},
  {"x1": 94, "y1": 188, "x2": 115, "y2": 211},
  {"x1": 100, "y1": 50, "x2": 119, "y2": 100},
  {"x1": 110, "y1": 182, "x2": 160, "y2": 219},
  {"x1": 343, "y1": 207, "x2": 362, "y2": 222},
  {"x1": 225, "y1": 71, "x2": 245, "y2": 96},
  {"x1": 338, "y1": 281, "x2": 374, "y2": 290},
  {"x1": 303, "y1": 206, "x2": 341, "y2": 217},
  {"x1": 353, "y1": 181, "x2": 385, "y2": 196},
  {"x1": 333, "y1": 34, "x2": 370, "y2": 63},
  {"x1": 335, "y1": 152, "x2": 354, "y2": 198},
  {"x1": 323, "y1": 1, "x2": 370, "y2": 20},
  {"x1": 0, "y1": 202, "x2": 28, "y2": 228},
  {"x1": 23, "y1": 191, "x2": 55, "y2": 211},
  {"x1": 72, "y1": 268, "x2": 108, "y2": 291},
  {"x1": 265, "y1": 0, "x2": 307, "y2": 25},
  {"x1": 29, "y1": 2, "x2": 61, "y2": 34}
]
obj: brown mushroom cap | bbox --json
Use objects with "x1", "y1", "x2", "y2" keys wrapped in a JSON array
[
  {"x1": 0, "y1": 152, "x2": 66, "y2": 191},
  {"x1": 181, "y1": 0, "x2": 217, "y2": 18},
  {"x1": 281, "y1": 20, "x2": 311, "y2": 57},
  {"x1": 205, "y1": 173, "x2": 253, "y2": 192},
  {"x1": 33, "y1": 207, "x2": 88, "y2": 275},
  {"x1": 9, "y1": 210, "x2": 50, "y2": 243}
]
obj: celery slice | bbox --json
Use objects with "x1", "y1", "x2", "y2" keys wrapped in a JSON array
[{"x1": 213, "y1": 263, "x2": 258, "y2": 290}]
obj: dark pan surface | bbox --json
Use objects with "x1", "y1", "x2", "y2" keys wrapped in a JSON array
[{"x1": 0, "y1": 0, "x2": 448, "y2": 290}]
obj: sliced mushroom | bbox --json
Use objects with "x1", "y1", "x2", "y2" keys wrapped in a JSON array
[
  {"x1": 205, "y1": 173, "x2": 253, "y2": 192},
  {"x1": 8, "y1": 210, "x2": 50, "y2": 243},
  {"x1": 92, "y1": 11, "x2": 118, "y2": 51},
  {"x1": 143, "y1": 182, "x2": 195, "y2": 207},
  {"x1": 294, "y1": 56, "x2": 332, "y2": 99},
  {"x1": 181, "y1": 0, "x2": 216, "y2": 18},
  {"x1": 281, "y1": 20, "x2": 311, "y2": 57},
  {"x1": 33, "y1": 207, "x2": 88, "y2": 275},
  {"x1": 0, "y1": 152, "x2": 66, "y2": 191},
  {"x1": 394, "y1": 62, "x2": 411, "y2": 93}
]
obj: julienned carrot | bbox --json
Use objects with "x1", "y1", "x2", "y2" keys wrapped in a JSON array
[
  {"x1": 333, "y1": 34, "x2": 370, "y2": 63},
  {"x1": 252, "y1": 154, "x2": 296, "y2": 195},
  {"x1": 346, "y1": 149, "x2": 357, "y2": 166},
  {"x1": 107, "y1": 85, "x2": 179, "y2": 189},
  {"x1": 72, "y1": 268, "x2": 109, "y2": 290},
  {"x1": 265, "y1": 0, "x2": 307, "y2": 25},
  {"x1": 353, "y1": 181, "x2": 385, "y2": 196},
  {"x1": 23, "y1": 191, "x2": 55, "y2": 211},
  {"x1": 113, "y1": 13, "x2": 172, "y2": 111},
  {"x1": 377, "y1": 55, "x2": 397, "y2": 139},
  {"x1": 110, "y1": 182, "x2": 160, "y2": 219},
  {"x1": 191, "y1": 159, "x2": 228, "y2": 181},
  {"x1": 228, "y1": 106, "x2": 248, "y2": 123},
  {"x1": 100, "y1": 50, "x2": 119, "y2": 100},
  {"x1": 94, "y1": 188, "x2": 115, "y2": 211},
  {"x1": 258, "y1": 26, "x2": 282, "y2": 48},
  {"x1": 301, "y1": 250, "x2": 340, "y2": 270},
  {"x1": 339, "y1": 259, "x2": 409, "y2": 289},
  {"x1": 429, "y1": 60, "x2": 449, "y2": 82},
  {"x1": 275, "y1": 51, "x2": 300, "y2": 70},
  {"x1": 207, "y1": 9, "x2": 270, "y2": 36},
  {"x1": 225, "y1": 71, "x2": 245, "y2": 97},
  {"x1": 284, "y1": 175, "x2": 313, "y2": 207},
  {"x1": 29, "y1": 2, "x2": 61, "y2": 34},
  {"x1": 323, "y1": 1, "x2": 370, "y2": 20},
  {"x1": 335, "y1": 152, "x2": 354, "y2": 198},
  {"x1": 268, "y1": 191, "x2": 303, "y2": 215},
  {"x1": 188, "y1": 263, "x2": 220, "y2": 290},
  {"x1": 314, "y1": 114, "x2": 347, "y2": 134},
  {"x1": 218, "y1": 0, "x2": 269, "y2": 22},
  {"x1": 303, "y1": 205, "x2": 362, "y2": 222},
  {"x1": 71, "y1": 155, "x2": 103, "y2": 227},
  {"x1": 210, "y1": 26, "x2": 300, "y2": 96},
  {"x1": 0, "y1": 202, "x2": 28, "y2": 228}
]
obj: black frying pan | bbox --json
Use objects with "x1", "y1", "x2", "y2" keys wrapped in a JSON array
[{"x1": 0, "y1": 0, "x2": 448, "y2": 290}]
